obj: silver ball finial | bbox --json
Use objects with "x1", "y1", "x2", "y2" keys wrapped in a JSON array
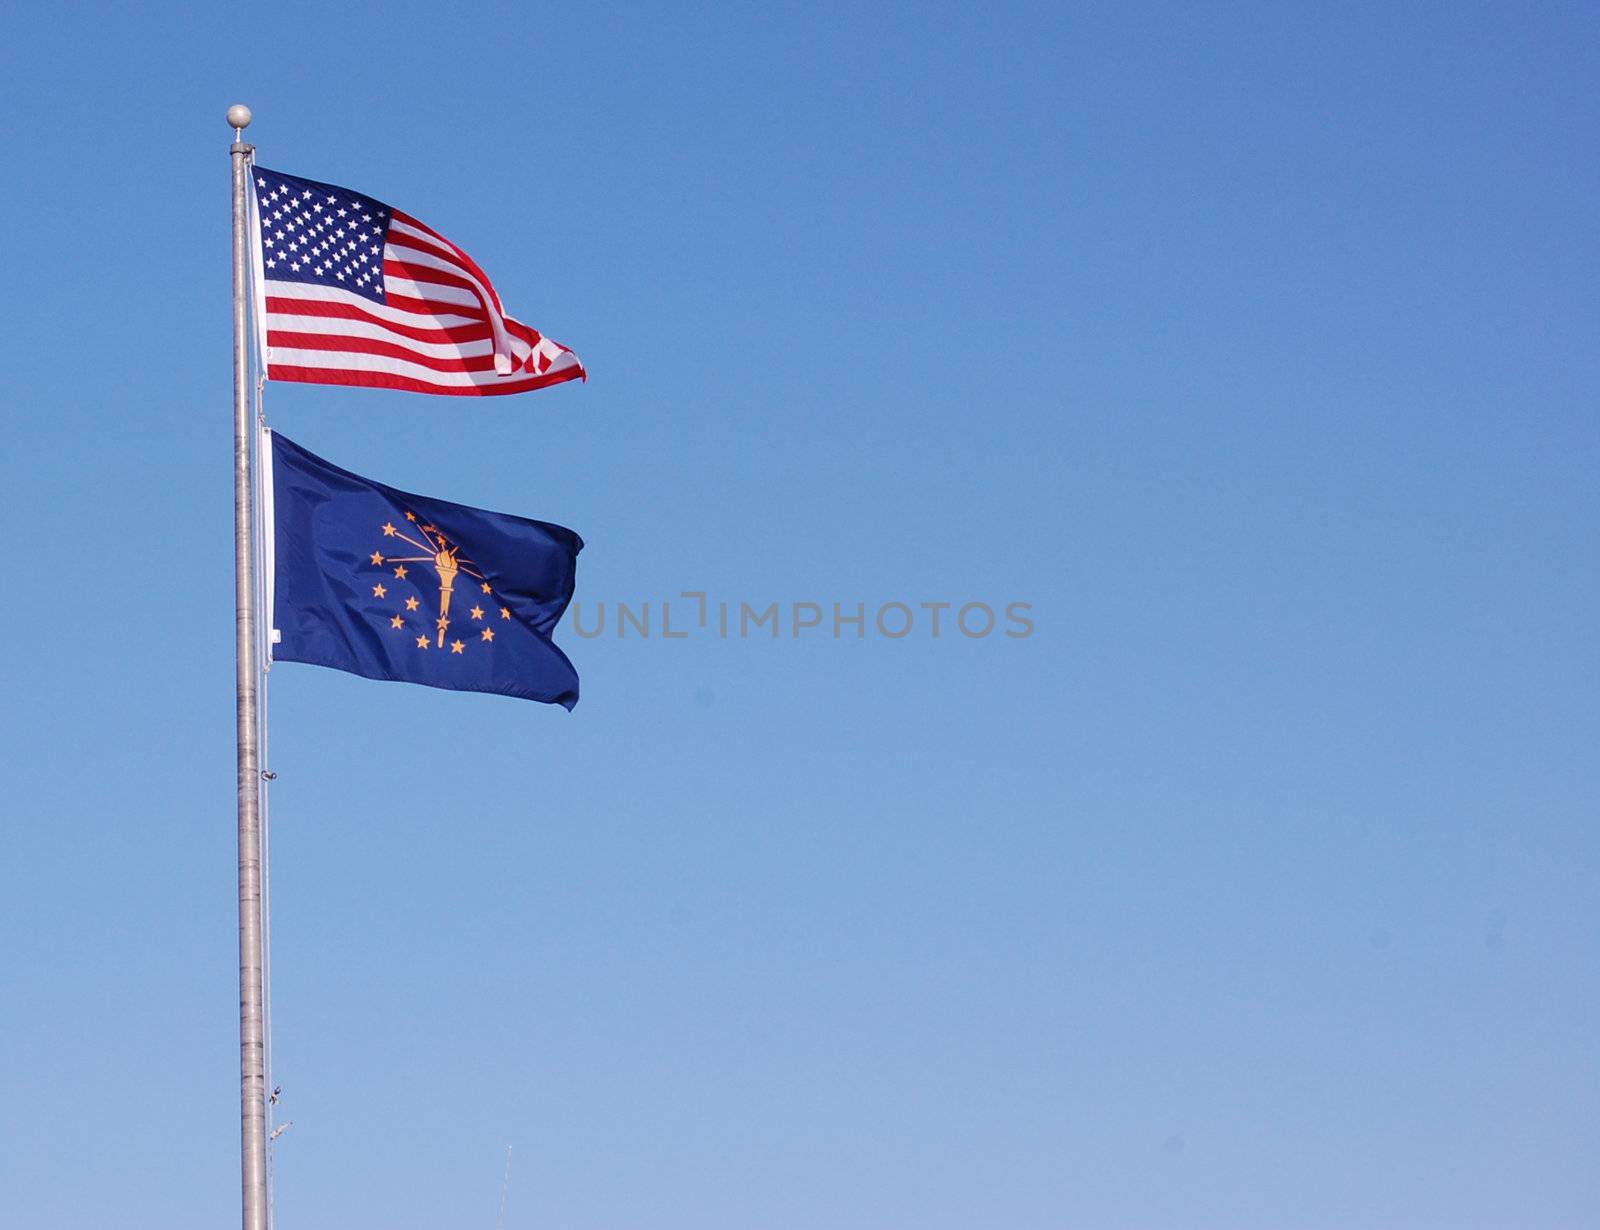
[{"x1": 227, "y1": 104, "x2": 253, "y2": 130}]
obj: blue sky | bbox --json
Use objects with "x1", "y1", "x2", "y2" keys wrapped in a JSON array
[{"x1": 1, "y1": 3, "x2": 1596, "y2": 1227}]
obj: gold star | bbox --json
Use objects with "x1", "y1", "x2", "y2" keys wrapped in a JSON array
[
  {"x1": 369, "y1": 551, "x2": 384, "y2": 566},
  {"x1": 372, "y1": 583, "x2": 388, "y2": 598},
  {"x1": 405, "y1": 597, "x2": 420, "y2": 611},
  {"x1": 481, "y1": 627, "x2": 495, "y2": 643},
  {"x1": 382, "y1": 522, "x2": 397, "y2": 537},
  {"x1": 415, "y1": 635, "x2": 429, "y2": 649},
  {"x1": 393, "y1": 565, "x2": 408, "y2": 579},
  {"x1": 389, "y1": 615, "x2": 404, "y2": 629},
  {"x1": 470, "y1": 605, "x2": 484, "y2": 620},
  {"x1": 436, "y1": 616, "x2": 450, "y2": 631},
  {"x1": 450, "y1": 639, "x2": 465, "y2": 654},
  {"x1": 499, "y1": 606, "x2": 511, "y2": 620},
  {"x1": 405, "y1": 511, "x2": 417, "y2": 521},
  {"x1": 481, "y1": 581, "x2": 492, "y2": 594}
]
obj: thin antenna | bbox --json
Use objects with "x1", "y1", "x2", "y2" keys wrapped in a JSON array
[{"x1": 495, "y1": 1145, "x2": 513, "y2": 1230}]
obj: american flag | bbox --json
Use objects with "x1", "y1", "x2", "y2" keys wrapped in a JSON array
[{"x1": 250, "y1": 166, "x2": 584, "y2": 396}]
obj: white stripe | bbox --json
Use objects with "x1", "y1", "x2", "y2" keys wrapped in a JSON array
[
  {"x1": 382, "y1": 273, "x2": 484, "y2": 312},
  {"x1": 265, "y1": 312, "x2": 499, "y2": 361},
  {"x1": 266, "y1": 346, "x2": 573, "y2": 388}
]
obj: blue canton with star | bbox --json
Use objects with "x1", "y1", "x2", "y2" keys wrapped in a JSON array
[{"x1": 253, "y1": 166, "x2": 393, "y2": 306}]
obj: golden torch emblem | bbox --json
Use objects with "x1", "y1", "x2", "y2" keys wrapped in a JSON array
[{"x1": 374, "y1": 513, "x2": 498, "y2": 651}]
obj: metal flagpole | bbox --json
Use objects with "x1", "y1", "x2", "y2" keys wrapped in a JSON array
[{"x1": 229, "y1": 101, "x2": 269, "y2": 1230}]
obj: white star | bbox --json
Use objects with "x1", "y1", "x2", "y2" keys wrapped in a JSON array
[
  {"x1": 335, "y1": 271, "x2": 344, "y2": 281},
  {"x1": 337, "y1": 207, "x2": 348, "y2": 217},
  {"x1": 264, "y1": 237, "x2": 275, "y2": 248},
  {"x1": 302, "y1": 190, "x2": 313, "y2": 200},
  {"x1": 290, "y1": 261, "x2": 300, "y2": 271}
]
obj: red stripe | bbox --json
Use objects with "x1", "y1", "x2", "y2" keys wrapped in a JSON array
[
  {"x1": 269, "y1": 362, "x2": 584, "y2": 397},
  {"x1": 381, "y1": 290, "x2": 490, "y2": 321},
  {"x1": 264, "y1": 295, "x2": 493, "y2": 345}
]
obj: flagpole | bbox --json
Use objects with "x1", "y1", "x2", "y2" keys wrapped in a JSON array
[{"x1": 229, "y1": 102, "x2": 269, "y2": 1230}]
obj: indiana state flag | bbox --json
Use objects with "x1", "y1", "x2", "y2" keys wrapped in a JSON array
[{"x1": 267, "y1": 431, "x2": 582, "y2": 709}]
